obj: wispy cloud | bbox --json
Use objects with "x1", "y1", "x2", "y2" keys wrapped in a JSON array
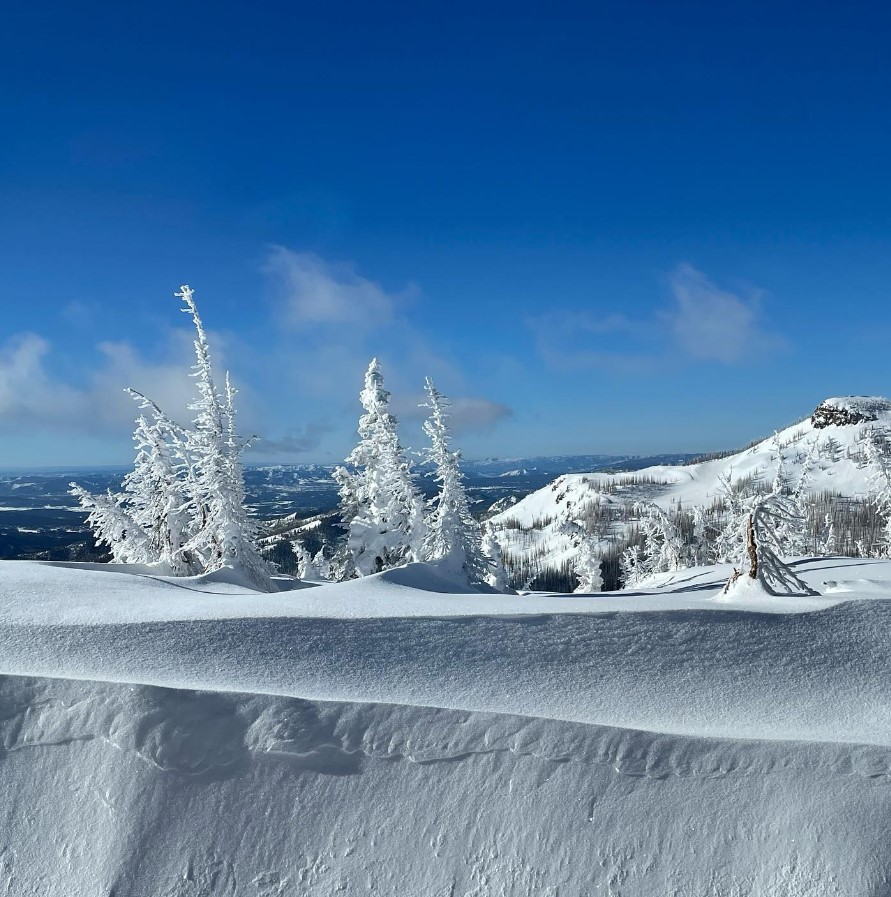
[
  {"x1": 248, "y1": 420, "x2": 333, "y2": 456},
  {"x1": 393, "y1": 394, "x2": 513, "y2": 437},
  {"x1": 665, "y1": 263, "x2": 783, "y2": 363},
  {"x1": 0, "y1": 330, "x2": 215, "y2": 434},
  {"x1": 263, "y1": 246, "x2": 418, "y2": 330},
  {"x1": 531, "y1": 264, "x2": 786, "y2": 371}
]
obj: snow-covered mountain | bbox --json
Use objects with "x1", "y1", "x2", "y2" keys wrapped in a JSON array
[
  {"x1": 3, "y1": 556, "x2": 891, "y2": 893},
  {"x1": 490, "y1": 396, "x2": 891, "y2": 582}
]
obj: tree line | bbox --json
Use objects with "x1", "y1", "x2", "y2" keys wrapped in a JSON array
[{"x1": 72, "y1": 286, "x2": 508, "y2": 592}]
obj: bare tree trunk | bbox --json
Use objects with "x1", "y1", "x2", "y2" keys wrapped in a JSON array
[{"x1": 746, "y1": 512, "x2": 758, "y2": 580}]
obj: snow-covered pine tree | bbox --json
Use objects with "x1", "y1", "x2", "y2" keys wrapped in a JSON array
[
  {"x1": 722, "y1": 492, "x2": 816, "y2": 597},
  {"x1": 715, "y1": 470, "x2": 754, "y2": 564},
  {"x1": 635, "y1": 501, "x2": 684, "y2": 575},
  {"x1": 481, "y1": 525, "x2": 510, "y2": 593},
  {"x1": 121, "y1": 397, "x2": 198, "y2": 575},
  {"x1": 311, "y1": 546, "x2": 332, "y2": 581},
  {"x1": 573, "y1": 534, "x2": 603, "y2": 593},
  {"x1": 293, "y1": 542, "x2": 319, "y2": 579},
  {"x1": 73, "y1": 285, "x2": 273, "y2": 591},
  {"x1": 819, "y1": 511, "x2": 836, "y2": 556},
  {"x1": 69, "y1": 485, "x2": 151, "y2": 564},
  {"x1": 419, "y1": 378, "x2": 492, "y2": 587},
  {"x1": 865, "y1": 428, "x2": 891, "y2": 557},
  {"x1": 333, "y1": 359, "x2": 425, "y2": 576},
  {"x1": 183, "y1": 354, "x2": 272, "y2": 590},
  {"x1": 619, "y1": 543, "x2": 647, "y2": 588}
]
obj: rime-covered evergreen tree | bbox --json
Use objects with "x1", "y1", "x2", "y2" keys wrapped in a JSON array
[
  {"x1": 419, "y1": 378, "x2": 492, "y2": 587},
  {"x1": 482, "y1": 525, "x2": 510, "y2": 592},
  {"x1": 333, "y1": 359, "x2": 424, "y2": 576},
  {"x1": 723, "y1": 492, "x2": 816, "y2": 597},
  {"x1": 69, "y1": 485, "x2": 151, "y2": 564},
  {"x1": 121, "y1": 398, "x2": 198, "y2": 575},
  {"x1": 175, "y1": 291, "x2": 272, "y2": 590},
  {"x1": 72, "y1": 285, "x2": 273, "y2": 591},
  {"x1": 573, "y1": 535, "x2": 603, "y2": 593},
  {"x1": 865, "y1": 428, "x2": 891, "y2": 557}
]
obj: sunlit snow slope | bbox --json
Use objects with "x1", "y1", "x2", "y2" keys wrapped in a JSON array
[
  {"x1": 2, "y1": 558, "x2": 891, "y2": 895},
  {"x1": 490, "y1": 395, "x2": 891, "y2": 573}
]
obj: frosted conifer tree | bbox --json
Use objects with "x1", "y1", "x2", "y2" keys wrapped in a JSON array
[
  {"x1": 333, "y1": 359, "x2": 424, "y2": 576},
  {"x1": 482, "y1": 526, "x2": 510, "y2": 592},
  {"x1": 865, "y1": 428, "x2": 891, "y2": 557},
  {"x1": 620, "y1": 543, "x2": 646, "y2": 588},
  {"x1": 312, "y1": 547, "x2": 332, "y2": 581},
  {"x1": 622, "y1": 502, "x2": 683, "y2": 588},
  {"x1": 715, "y1": 470, "x2": 755, "y2": 564},
  {"x1": 573, "y1": 535, "x2": 603, "y2": 593},
  {"x1": 72, "y1": 285, "x2": 273, "y2": 591},
  {"x1": 819, "y1": 512, "x2": 836, "y2": 556},
  {"x1": 69, "y1": 485, "x2": 151, "y2": 564},
  {"x1": 419, "y1": 378, "x2": 492, "y2": 587},
  {"x1": 121, "y1": 399, "x2": 198, "y2": 575},
  {"x1": 723, "y1": 492, "x2": 816, "y2": 597},
  {"x1": 293, "y1": 542, "x2": 320, "y2": 579}
]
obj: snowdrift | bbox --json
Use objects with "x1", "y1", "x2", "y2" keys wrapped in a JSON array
[{"x1": 2, "y1": 558, "x2": 891, "y2": 894}]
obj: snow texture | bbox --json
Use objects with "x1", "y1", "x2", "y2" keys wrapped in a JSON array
[{"x1": 2, "y1": 557, "x2": 891, "y2": 893}]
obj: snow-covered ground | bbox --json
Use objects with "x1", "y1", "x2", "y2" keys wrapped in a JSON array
[{"x1": 2, "y1": 558, "x2": 891, "y2": 894}]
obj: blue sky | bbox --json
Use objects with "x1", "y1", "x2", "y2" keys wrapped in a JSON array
[{"x1": 2, "y1": 1, "x2": 891, "y2": 466}]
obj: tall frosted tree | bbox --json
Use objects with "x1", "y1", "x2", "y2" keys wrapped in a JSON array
[
  {"x1": 419, "y1": 378, "x2": 492, "y2": 587},
  {"x1": 176, "y1": 288, "x2": 271, "y2": 590},
  {"x1": 333, "y1": 359, "x2": 425, "y2": 576},
  {"x1": 72, "y1": 285, "x2": 273, "y2": 592}
]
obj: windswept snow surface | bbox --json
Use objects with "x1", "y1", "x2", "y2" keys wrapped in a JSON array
[{"x1": 2, "y1": 558, "x2": 891, "y2": 894}]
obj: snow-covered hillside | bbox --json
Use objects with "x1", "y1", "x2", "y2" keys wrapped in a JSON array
[
  {"x1": 491, "y1": 396, "x2": 891, "y2": 582},
  {"x1": 3, "y1": 558, "x2": 891, "y2": 894}
]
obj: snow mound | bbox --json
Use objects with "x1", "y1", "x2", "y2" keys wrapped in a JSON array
[
  {"x1": 1, "y1": 557, "x2": 891, "y2": 745},
  {"x1": 3, "y1": 559, "x2": 891, "y2": 893},
  {"x1": 4, "y1": 674, "x2": 891, "y2": 895}
]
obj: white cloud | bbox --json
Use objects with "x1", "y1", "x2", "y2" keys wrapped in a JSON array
[
  {"x1": 531, "y1": 264, "x2": 786, "y2": 371},
  {"x1": 263, "y1": 246, "x2": 417, "y2": 329},
  {"x1": 0, "y1": 334, "x2": 84, "y2": 427},
  {"x1": 666, "y1": 263, "x2": 782, "y2": 363},
  {"x1": 393, "y1": 394, "x2": 513, "y2": 436},
  {"x1": 0, "y1": 330, "x2": 218, "y2": 435}
]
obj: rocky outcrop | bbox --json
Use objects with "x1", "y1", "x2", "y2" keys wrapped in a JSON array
[{"x1": 811, "y1": 396, "x2": 891, "y2": 429}]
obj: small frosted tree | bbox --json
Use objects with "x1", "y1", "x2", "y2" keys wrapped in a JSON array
[
  {"x1": 120, "y1": 399, "x2": 198, "y2": 575},
  {"x1": 419, "y1": 378, "x2": 492, "y2": 587},
  {"x1": 723, "y1": 492, "x2": 816, "y2": 597},
  {"x1": 333, "y1": 359, "x2": 425, "y2": 576},
  {"x1": 573, "y1": 535, "x2": 603, "y2": 593},
  {"x1": 482, "y1": 526, "x2": 510, "y2": 592},
  {"x1": 715, "y1": 470, "x2": 754, "y2": 563},
  {"x1": 865, "y1": 428, "x2": 891, "y2": 557},
  {"x1": 621, "y1": 501, "x2": 683, "y2": 589},
  {"x1": 620, "y1": 543, "x2": 646, "y2": 588}
]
